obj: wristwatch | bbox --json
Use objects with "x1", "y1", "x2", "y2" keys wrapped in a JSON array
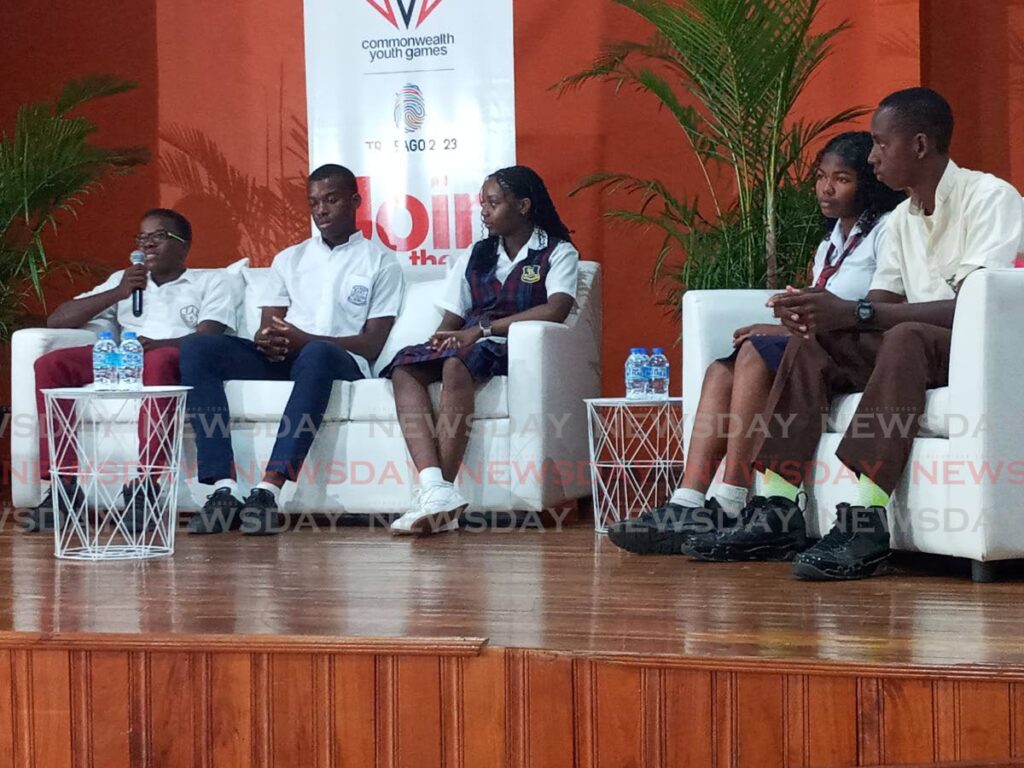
[
  {"x1": 855, "y1": 298, "x2": 875, "y2": 325},
  {"x1": 479, "y1": 316, "x2": 493, "y2": 338}
]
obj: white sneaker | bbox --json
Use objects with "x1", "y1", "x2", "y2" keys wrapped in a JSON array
[{"x1": 390, "y1": 484, "x2": 466, "y2": 535}]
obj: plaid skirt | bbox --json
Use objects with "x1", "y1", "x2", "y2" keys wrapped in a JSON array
[{"x1": 380, "y1": 339, "x2": 509, "y2": 383}]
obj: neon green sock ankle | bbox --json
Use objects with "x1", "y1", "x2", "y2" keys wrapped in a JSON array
[
  {"x1": 761, "y1": 470, "x2": 800, "y2": 502},
  {"x1": 857, "y1": 473, "x2": 890, "y2": 508}
]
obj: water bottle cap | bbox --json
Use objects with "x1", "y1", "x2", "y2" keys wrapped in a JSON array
[
  {"x1": 652, "y1": 347, "x2": 665, "y2": 354},
  {"x1": 637, "y1": 347, "x2": 648, "y2": 354},
  {"x1": 98, "y1": 331, "x2": 113, "y2": 339},
  {"x1": 123, "y1": 331, "x2": 138, "y2": 339}
]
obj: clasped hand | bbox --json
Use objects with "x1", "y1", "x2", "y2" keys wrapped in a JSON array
[
  {"x1": 428, "y1": 326, "x2": 482, "y2": 352},
  {"x1": 766, "y1": 286, "x2": 851, "y2": 338},
  {"x1": 256, "y1": 317, "x2": 314, "y2": 362}
]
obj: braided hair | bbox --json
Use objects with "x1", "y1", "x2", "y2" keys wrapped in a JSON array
[
  {"x1": 816, "y1": 131, "x2": 906, "y2": 238},
  {"x1": 470, "y1": 165, "x2": 573, "y2": 274}
]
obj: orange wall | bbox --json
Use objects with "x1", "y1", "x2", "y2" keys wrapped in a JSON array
[{"x1": 3, "y1": 0, "x2": 1022, "y2": 395}]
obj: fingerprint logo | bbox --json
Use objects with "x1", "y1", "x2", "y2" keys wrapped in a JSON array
[{"x1": 394, "y1": 84, "x2": 426, "y2": 133}]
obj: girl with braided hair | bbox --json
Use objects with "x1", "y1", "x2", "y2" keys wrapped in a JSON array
[{"x1": 382, "y1": 165, "x2": 579, "y2": 534}]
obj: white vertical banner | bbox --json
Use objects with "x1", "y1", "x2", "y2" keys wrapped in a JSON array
[{"x1": 303, "y1": 0, "x2": 516, "y2": 275}]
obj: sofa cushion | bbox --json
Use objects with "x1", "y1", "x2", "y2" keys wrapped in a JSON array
[
  {"x1": 222, "y1": 379, "x2": 349, "y2": 422},
  {"x1": 347, "y1": 375, "x2": 509, "y2": 421},
  {"x1": 371, "y1": 278, "x2": 446, "y2": 375},
  {"x1": 828, "y1": 387, "x2": 951, "y2": 439}
]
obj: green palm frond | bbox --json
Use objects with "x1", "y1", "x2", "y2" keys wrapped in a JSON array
[
  {"x1": 0, "y1": 76, "x2": 146, "y2": 340},
  {"x1": 561, "y1": 0, "x2": 861, "y2": 297}
]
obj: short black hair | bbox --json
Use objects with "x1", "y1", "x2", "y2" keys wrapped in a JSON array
[
  {"x1": 142, "y1": 208, "x2": 192, "y2": 242},
  {"x1": 878, "y1": 87, "x2": 954, "y2": 154},
  {"x1": 308, "y1": 163, "x2": 358, "y2": 193}
]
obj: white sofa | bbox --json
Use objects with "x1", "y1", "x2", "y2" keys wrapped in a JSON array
[
  {"x1": 11, "y1": 260, "x2": 602, "y2": 516},
  {"x1": 682, "y1": 269, "x2": 1024, "y2": 580}
]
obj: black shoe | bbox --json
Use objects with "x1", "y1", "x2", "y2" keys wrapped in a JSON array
[
  {"x1": 606, "y1": 498, "x2": 734, "y2": 554},
  {"x1": 188, "y1": 487, "x2": 244, "y2": 534},
  {"x1": 681, "y1": 495, "x2": 807, "y2": 561},
  {"x1": 120, "y1": 477, "x2": 162, "y2": 535},
  {"x1": 23, "y1": 479, "x2": 84, "y2": 532},
  {"x1": 792, "y1": 504, "x2": 890, "y2": 580},
  {"x1": 239, "y1": 489, "x2": 283, "y2": 536}
]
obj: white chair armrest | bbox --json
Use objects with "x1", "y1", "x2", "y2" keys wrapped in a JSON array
[
  {"x1": 10, "y1": 328, "x2": 98, "y2": 506},
  {"x1": 681, "y1": 289, "x2": 776, "y2": 447},
  {"x1": 506, "y1": 303, "x2": 601, "y2": 507},
  {"x1": 944, "y1": 269, "x2": 1024, "y2": 556}
]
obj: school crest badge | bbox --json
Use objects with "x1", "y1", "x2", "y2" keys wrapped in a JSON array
[
  {"x1": 347, "y1": 284, "x2": 370, "y2": 306},
  {"x1": 521, "y1": 265, "x2": 541, "y2": 284},
  {"x1": 179, "y1": 304, "x2": 199, "y2": 327}
]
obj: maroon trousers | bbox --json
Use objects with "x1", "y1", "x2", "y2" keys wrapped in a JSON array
[
  {"x1": 35, "y1": 345, "x2": 181, "y2": 477},
  {"x1": 753, "y1": 322, "x2": 952, "y2": 495}
]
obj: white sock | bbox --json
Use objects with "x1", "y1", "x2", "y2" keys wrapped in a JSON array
[
  {"x1": 713, "y1": 483, "x2": 749, "y2": 518},
  {"x1": 669, "y1": 487, "x2": 706, "y2": 509},
  {"x1": 214, "y1": 478, "x2": 240, "y2": 497},
  {"x1": 256, "y1": 481, "x2": 282, "y2": 501},
  {"x1": 418, "y1": 466, "x2": 446, "y2": 488}
]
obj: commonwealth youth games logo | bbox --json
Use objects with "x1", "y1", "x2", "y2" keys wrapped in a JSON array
[
  {"x1": 366, "y1": 0, "x2": 444, "y2": 30},
  {"x1": 394, "y1": 84, "x2": 426, "y2": 133}
]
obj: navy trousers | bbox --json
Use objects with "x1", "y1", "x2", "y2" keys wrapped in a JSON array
[{"x1": 180, "y1": 336, "x2": 363, "y2": 483}]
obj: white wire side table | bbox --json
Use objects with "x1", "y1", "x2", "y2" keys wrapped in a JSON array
[
  {"x1": 585, "y1": 397, "x2": 685, "y2": 534},
  {"x1": 41, "y1": 385, "x2": 191, "y2": 560}
]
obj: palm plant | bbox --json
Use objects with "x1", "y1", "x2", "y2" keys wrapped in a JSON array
[
  {"x1": 0, "y1": 76, "x2": 148, "y2": 339},
  {"x1": 559, "y1": 0, "x2": 866, "y2": 299}
]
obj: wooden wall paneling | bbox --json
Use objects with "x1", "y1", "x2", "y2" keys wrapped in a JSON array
[
  {"x1": 935, "y1": 680, "x2": 958, "y2": 761},
  {"x1": 87, "y1": 651, "x2": 132, "y2": 768},
  {"x1": 0, "y1": 651, "x2": 13, "y2": 768},
  {"x1": 713, "y1": 671, "x2": 735, "y2": 768},
  {"x1": 858, "y1": 677, "x2": 883, "y2": 766},
  {"x1": 733, "y1": 672, "x2": 786, "y2": 768},
  {"x1": 572, "y1": 657, "x2": 594, "y2": 768},
  {"x1": 592, "y1": 661, "x2": 643, "y2": 767},
  {"x1": 30, "y1": 650, "x2": 72, "y2": 768},
  {"x1": 641, "y1": 668, "x2": 663, "y2": 768},
  {"x1": 147, "y1": 652, "x2": 197, "y2": 768},
  {"x1": 394, "y1": 656, "x2": 442, "y2": 768},
  {"x1": 269, "y1": 654, "x2": 317, "y2": 767},
  {"x1": 252, "y1": 653, "x2": 271, "y2": 767},
  {"x1": 1012, "y1": 683, "x2": 1024, "y2": 758},
  {"x1": 662, "y1": 669, "x2": 713, "y2": 768},
  {"x1": 805, "y1": 676, "x2": 858, "y2": 768},
  {"x1": 880, "y1": 678, "x2": 937, "y2": 765},
  {"x1": 313, "y1": 656, "x2": 334, "y2": 768},
  {"x1": 209, "y1": 652, "x2": 254, "y2": 768},
  {"x1": 333, "y1": 655, "x2": 376, "y2": 768},
  {"x1": 958, "y1": 681, "x2": 1012, "y2": 762},
  {"x1": 784, "y1": 674, "x2": 808, "y2": 768},
  {"x1": 524, "y1": 653, "x2": 576, "y2": 768},
  {"x1": 459, "y1": 651, "x2": 508, "y2": 768}
]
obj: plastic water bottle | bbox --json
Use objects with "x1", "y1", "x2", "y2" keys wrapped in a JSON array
[
  {"x1": 625, "y1": 347, "x2": 649, "y2": 400},
  {"x1": 648, "y1": 347, "x2": 670, "y2": 400},
  {"x1": 92, "y1": 331, "x2": 120, "y2": 390},
  {"x1": 118, "y1": 331, "x2": 144, "y2": 390}
]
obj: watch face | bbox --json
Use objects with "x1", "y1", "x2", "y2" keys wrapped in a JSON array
[{"x1": 857, "y1": 303, "x2": 872, "y2": 321}]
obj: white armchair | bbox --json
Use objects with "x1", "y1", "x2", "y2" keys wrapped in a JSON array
[
  {"x1": 11, "y1": 262, "x2": 602, "y2": 517},
  {"x1": 681, "y1": 269, "x2": 1024, "y2": 580}
]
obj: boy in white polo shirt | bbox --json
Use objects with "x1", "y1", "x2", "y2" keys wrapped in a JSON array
[
  {"x1": 180, "y1": 163, "x2": 404, "y2": 536},
  {"x1": 27, "y1": 208, "x2": 236, "y2": 532},
  {"x1": 681, "y1": 88, "x2": 1024, "y2": 580}
]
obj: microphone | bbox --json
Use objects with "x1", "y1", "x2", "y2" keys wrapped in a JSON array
[{"x1": 130, "y1": 250, "x2": 145, "y2": 317}]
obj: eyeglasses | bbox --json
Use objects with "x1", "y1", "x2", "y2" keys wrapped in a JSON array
[{"x1": 135, "y1": 230, "x2": 186, "y2": 247}]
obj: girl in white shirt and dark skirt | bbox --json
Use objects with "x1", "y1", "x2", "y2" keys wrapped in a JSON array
[
  {"x1": 382, "y1": 165, "x2": 580, "y2": 535},
  {"x1": 609, "y1": 131, "x2": 906, "y2": 554}
]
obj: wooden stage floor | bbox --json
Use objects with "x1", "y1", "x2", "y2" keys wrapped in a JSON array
[{"x1": 3, "y1": 522, "x2": 1024, "y2": 767}]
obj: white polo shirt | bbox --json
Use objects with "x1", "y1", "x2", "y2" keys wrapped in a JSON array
[
  {"x1": 810, "y1": 215, "x2": 889, "y2": 301},
  {"x1": 869, "y1": 160, "x2": 1024, "y2": 302},
  {"x1": 258, "y1": 231, "x2": 404, "y2": 377},
  {"x1": 437, "y1": 227, "x2": 580, "y2": 319},
  {"x1": 78, "y1": 269, "x2": 236, "y2": 338}
]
